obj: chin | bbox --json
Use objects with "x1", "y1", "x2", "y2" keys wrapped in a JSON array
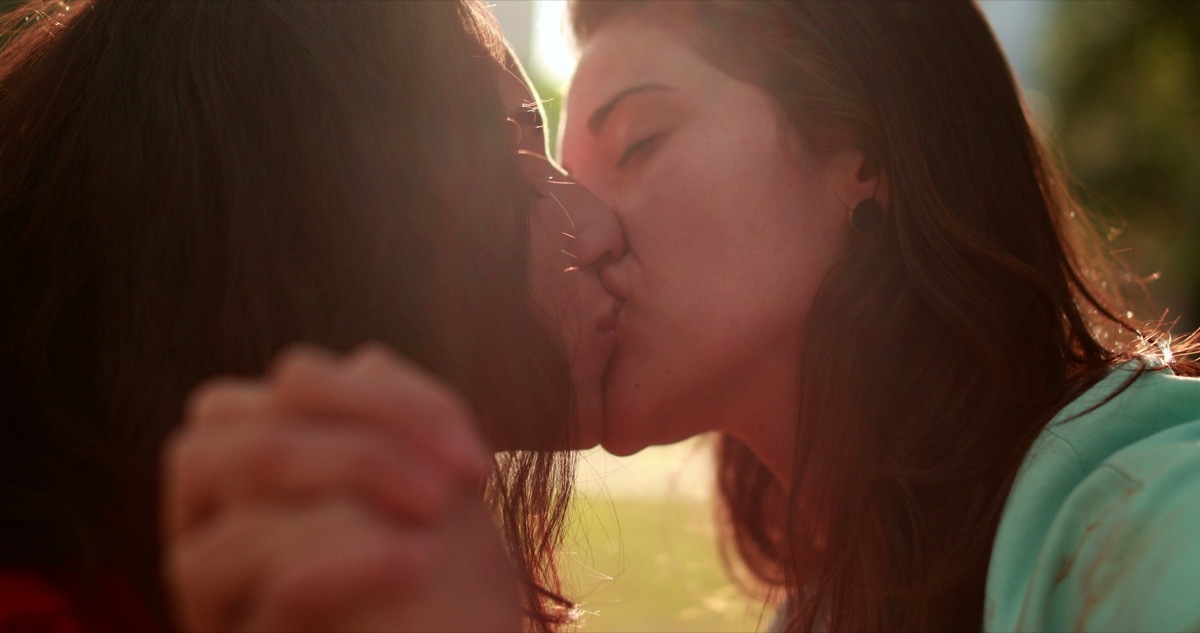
[
  {"x1": 571, "y1": 428, "x2": 604, "y2": 451},
  {"x1": 569, "y1": 416, "x2": 604, "y2": 450},
  {"x1": 599, "y1": 382, "x2": 663, "y2": 456},
  {"x1": 599, "y1": 437, "x2": 646, "y2": 457},
  {"x1": 601, "y1": 397, "x2": 698, "y2": 457},
  {"x1": 598, "y1": 414, "x2": 656, "y2": 457}
]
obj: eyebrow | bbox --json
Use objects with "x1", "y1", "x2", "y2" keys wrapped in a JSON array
[{"x1": 586, "y1": 83, "x2": 674, "y2": 135}]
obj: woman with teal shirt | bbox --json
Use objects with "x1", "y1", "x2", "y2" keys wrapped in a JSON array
[{"x1": 988, "y1": 360, "x2": 1200, "y2": 631}]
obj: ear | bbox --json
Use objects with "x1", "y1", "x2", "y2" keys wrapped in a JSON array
[{"x1": 832, "y1": 146, "x2": 890, "y2": 211}]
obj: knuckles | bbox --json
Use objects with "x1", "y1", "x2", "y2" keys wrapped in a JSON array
[{"x1": 236, "y1": 429, "x2": 291, "y2": 489}]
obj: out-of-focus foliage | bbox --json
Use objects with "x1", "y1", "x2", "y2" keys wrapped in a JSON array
[
  {"x1": 564, "y1": 495, "x2": 767, "y2": 632},
  {"x1": 0, "y1": 0, "x2": 27, "y2": 48},
  {"x1": 0, "y1": 0, "x2": 23, "y2": 22},
  {"x1": 1039, "y1": 0, "x2": 1200, "y2": 331}
]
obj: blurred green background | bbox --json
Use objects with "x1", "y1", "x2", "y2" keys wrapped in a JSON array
[
  {"x1": 563, "y1": 487, "x2": 768, "y2": 631},
  {"x1": 562, "y1": 440, "x2": 766, "y2": 632},
  {"x1": 1039, "y1": 0, "x2": 1200, "y2": 332}
]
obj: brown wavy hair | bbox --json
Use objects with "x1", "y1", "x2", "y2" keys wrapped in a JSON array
[
  {"x1": 570, "y1": 1, "x2": 1198, "y2": 630},
  {"x1": 0, "y1": 0, "x2": 572, "y2": 629}
]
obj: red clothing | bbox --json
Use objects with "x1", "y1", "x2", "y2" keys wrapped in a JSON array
[{"x1": 0, "y1": 569, "x2": 162, "y2": 632}]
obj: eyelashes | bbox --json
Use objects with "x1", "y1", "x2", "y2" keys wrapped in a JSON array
[{"x1": 616, "y1": 133, "x2": 664, "y2": 168}]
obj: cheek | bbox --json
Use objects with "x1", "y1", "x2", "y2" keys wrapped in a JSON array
[
  {"x1": 633, "y1": 143, "x2": 793, "y2": 274},
  {"x1": 640, "y1": 139, "x2": 848, "y2": 336},
  {"x1": 621, "y1": 146, "x2": 728, "y2": 258}
]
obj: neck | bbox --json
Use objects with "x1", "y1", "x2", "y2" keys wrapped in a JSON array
[{"x1": 722, "y1": 390, "x2": 798, "y2": 489}]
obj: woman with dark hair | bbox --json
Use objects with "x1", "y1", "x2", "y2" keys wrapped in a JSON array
[
  {"x1": 169, "y1": 1, "x2": 1200, "y2": 631},
  {"x1": 0, "y1": 0, "x2": 622, "y2": 630}
]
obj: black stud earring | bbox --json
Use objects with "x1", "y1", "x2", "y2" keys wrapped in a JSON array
[{"x1": 851, "y1": 198, "x2": 885, "y2": 233}]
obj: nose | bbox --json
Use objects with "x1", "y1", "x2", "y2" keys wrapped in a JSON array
[{"x1": 561, "y1": 182, "x2": 625, "y2": 270}]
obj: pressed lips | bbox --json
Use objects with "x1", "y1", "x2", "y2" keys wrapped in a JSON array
[{"x1": 598, "y1": 300, "x2": 623, "y2": 332}]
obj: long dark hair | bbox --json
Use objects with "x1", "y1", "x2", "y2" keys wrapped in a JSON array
[
  {"x1": 571, "y1": 1, "x2": 1197, "y2": 630},
  {"x1": 0, "y1": 0, "x2": 573, "y2": 628}
]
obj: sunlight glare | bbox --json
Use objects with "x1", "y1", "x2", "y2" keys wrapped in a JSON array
[{"x1": 532, "y1": 0, "x2": 576, "y2": 89}]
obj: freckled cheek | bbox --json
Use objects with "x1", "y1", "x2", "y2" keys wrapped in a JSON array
[
  {"x1": 635, "y1": 149, "x2": 723, "y2": 217},
  {"x1": 649, "y1": 163, "x2": 749, "y2": 250}
]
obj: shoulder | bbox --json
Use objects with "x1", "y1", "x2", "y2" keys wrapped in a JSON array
[
  {"x1": 1016, "y1": 422, "x2": 1200, "y2": 631},
  {"x1": 0, "y1": 569, "x2": 85, "y2": 633},
  {"x1": 986, "y1": 366, "x2": 1200, "y2": 631}
]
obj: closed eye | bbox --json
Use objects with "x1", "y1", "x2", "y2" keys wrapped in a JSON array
[{"x1": 616, "y1": 134, "x2": 664, "y2": 168}]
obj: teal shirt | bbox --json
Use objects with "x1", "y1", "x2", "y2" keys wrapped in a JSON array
[{"x1": 985, "y1": 362, "x2": 1200, "y2": 631}]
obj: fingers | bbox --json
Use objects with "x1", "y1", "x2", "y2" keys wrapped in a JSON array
[
  {"x1": 184, "y1": 377, "x2": 272, "y2": 430},
  {"x1": 168, "y1": 499, "x2": 435, "y2": 633},
  {"x1": 164, "y1": 423, "x2": 452, "y2": 539},
  {"x1": 170, "y1": 343, "x2": 493, "y2": 537},
  {"x1": 243, "y1": 530, "x2": 435, "y2": 633},
  {"x1": 247, "y1": 496, "x2": 522, "y2": 633},
  {"x1": 164, "y1": 343, "x2": 506, "y2": 631},
  {"x1": 269, "y1": 344, "x2": 493, "y2": 485}
]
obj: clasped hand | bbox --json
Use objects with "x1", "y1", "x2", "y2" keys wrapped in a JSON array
[{"x1": 162, "y1": 344, "x2": 521, "y2": 632}]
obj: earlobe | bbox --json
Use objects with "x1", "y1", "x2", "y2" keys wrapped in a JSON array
[{"x1": 850, "y1": 198, "x2": 886, "y2": 233}]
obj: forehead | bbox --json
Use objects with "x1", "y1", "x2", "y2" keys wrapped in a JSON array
[{"x1": 569, "y1": 20, "x2": 709, "y2": 106}]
